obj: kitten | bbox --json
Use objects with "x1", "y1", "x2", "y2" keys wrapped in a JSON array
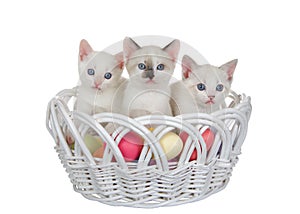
[
  {"x1": 171, "y1": 55, "x2": 238, "y2": 115},
  {"x1": 76, "y1": 39, "x2": 126, "y2": 115},
  {"x1": 121, "y1": 37, "x2": 180, "y2": 117}
]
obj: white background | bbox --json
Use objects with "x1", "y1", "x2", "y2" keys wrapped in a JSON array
[{"x1": 1, "y1": 0, "x2": 299, "y2": 213}]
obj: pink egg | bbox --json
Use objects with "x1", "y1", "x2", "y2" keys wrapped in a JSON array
[
  {"x1": 118, "y1": 131, "x2": 144, "y2": 161},
  {"x1": 179, "y1": 128, "x2": 215, "y2": 161},
  {"x1": 179, "y1": 131, "x2": 189, "y2": 143}
]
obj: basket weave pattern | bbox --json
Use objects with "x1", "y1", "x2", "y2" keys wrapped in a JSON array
[{"x1": 46, "y1": 88, "x2": 251, "y2": 208}]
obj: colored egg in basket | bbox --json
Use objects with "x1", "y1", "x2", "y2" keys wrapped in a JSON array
[
  {"x1": 179, "y1": 128, "x2": 215, "y2": 161},
  {"x1": 46, "y1": 35, "x2": 252, "y2": 208}
]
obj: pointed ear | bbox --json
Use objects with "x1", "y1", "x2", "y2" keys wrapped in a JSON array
[
  {"x1": 163, "y1": 39, "x2": 180, "y2": 61},
  {"x1": 115, "y1": 52, "x2": 124, "y2": 69},
  {"x1": 219, "y1": 59, "x2": 238, "y2": 81},
  {"x1": 123, "y1": 37, "x2": 140, "y2": 60},
  {"x1": 79, "y1": 39, "x2": 93, "y2": 61},
  {"x1": 181, "y1": 55, "x2": 197, "y2": 79}
]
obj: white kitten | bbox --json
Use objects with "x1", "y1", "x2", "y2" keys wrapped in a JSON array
[
  {"x1": 171, "y1": 55, "x2": 238, "y2": 115},
  {"x1": 76, "y1": 39, "x2": 126, "y2": 115},
  {"x1": 121, "y1": 37, "x2": 180, "y2": 117}
]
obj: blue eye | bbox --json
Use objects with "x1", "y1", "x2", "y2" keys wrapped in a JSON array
[
  {"x1": 87, "y1": 69, "x2": 95, "y2": 75},
  {"x1": 197, "y1": 83, "x2": 206, "y2": 91},
  {"x1": 138, "y1": 63, "x2": 146, "y2": 70},
  {"x1": 216, "y1": 84, "x2": 224, "y2": 91},
  {"x1": 104, "y1": 72, "x2": 112, "y2": 79},
  {"x1": 157, "y1": 64, "x2": 164, "y2": 70}
]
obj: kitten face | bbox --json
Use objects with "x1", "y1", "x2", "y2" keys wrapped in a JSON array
[
  {"x1": 123, "y1": 37, "x2": 180, "y2": 87},
  {"x1": 182, "y1": 55, "x2": 238, "y2": 109},
  {"x1": 78, "y1": 39, "x2": 123, "y2": 90}
]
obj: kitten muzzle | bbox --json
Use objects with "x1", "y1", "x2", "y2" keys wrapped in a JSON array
[
  {"x1": 205, "y1": 96, "x2": 215, "y2": 104},
  {"x1": 205, "y1": 100, "x2": 215, "y2": 104},
  {"x1": 93, "y1": 82, "x2": 103, "y2": 90},
  {"x1": 205, "y1": 96, "x2": 216, "y2": 105},
  {"x1": 142, "y1": 70, "x2": 155, "y2": 80}
]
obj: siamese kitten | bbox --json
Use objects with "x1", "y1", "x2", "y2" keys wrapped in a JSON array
[
  {"x1": 76, "y1": 39, "x2": 126, "y2": 115},
  {"x1": 122, "y1": 37, "x2": 180, "y2": 117},
  {"x1": 171, "y1": 55, "x2": 238, "y2": 115}
]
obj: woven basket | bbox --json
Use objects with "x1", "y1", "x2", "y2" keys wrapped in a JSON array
[{"x1": 46, "y1": 87, "x2": 251, "y2": 208}]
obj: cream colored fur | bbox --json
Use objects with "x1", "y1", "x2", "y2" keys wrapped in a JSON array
[
  {"x1": 76, "y1": 39, "x2": 126, "y2": 115},
  {"x1": 121, "y1": 37, "x2": 180, "y2": 117},
  {"x1": 171, "y1": 55, "x2": 238, "y2": 115}
]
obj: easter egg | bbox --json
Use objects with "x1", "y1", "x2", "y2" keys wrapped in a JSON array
[
  {"x1": 179, "y1": 128, "x2": 215, "y2": 161},
  {"x1": 84, "y1": 134, "x2": 104, "y2": 154},
  {"x1": 93, "y1": 142, "x2": 106, "y2": 158},
  {"x1": 148, "y1": 127, "x2": 155, "y2": 132},
  {"x1": 201, "y1": 128, "x2": 215, "y2": 150},
  {"x1": 118, "y1": 131, "x2": 144, "y2": 161},
  {"x1": 159, "y1": 132, "x2": 183, "y2": 160},
  {"x1": 179, "y1": 131, "x2": 189, "y2": 143}
]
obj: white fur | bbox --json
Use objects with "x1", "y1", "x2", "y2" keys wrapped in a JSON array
[
  {"x1": 170, "y1": 80, "x2": 199, "y2": 115},
  {"x1": 171, "y1": 55, "x2": 237, "y2": 115},
  {"x1": 76, "y1": 39, "x2": 126, "y2": 115},
  {"x1": 121, "y1": 37, "x2": 180, "y2": 117}
]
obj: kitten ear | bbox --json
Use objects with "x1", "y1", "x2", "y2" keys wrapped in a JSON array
[
  {"x1": 79, "y1": 39, "x2": 93, "y2": 61},
  {"x1": 163, "y1": 39, "x2": 180, "y2": 61},
  {"x1": 123, "y1": 37, "x2": 141, "y2": 60},
  {"x1": 181, "y1": 55, "x2": 197, "y2": 79},
  {"x1": 219, "y1": 59, "x2": 238, "y2": 81},
  {"x1": 115, "y1": 52, "x2": 124, "y2": 69}
]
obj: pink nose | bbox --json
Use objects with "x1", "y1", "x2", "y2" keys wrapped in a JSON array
[{"x1": 94, "y1": 82, "x2": 101, "y2": 88}]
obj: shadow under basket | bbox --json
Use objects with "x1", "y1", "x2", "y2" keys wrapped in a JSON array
[{"x1": 46, "y1": 88, "x2": 252, "y2": 208}]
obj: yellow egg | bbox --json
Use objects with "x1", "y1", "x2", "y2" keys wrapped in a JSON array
[
  {"x1": 159, "y1": 132, "x2": 183, "y2": 160},
  {"x1": 84, "y1": 134, "x2": 103, "y2": 154},
  {"x1": 148, "y1": 127, "x2": 155, "y2": 132}
]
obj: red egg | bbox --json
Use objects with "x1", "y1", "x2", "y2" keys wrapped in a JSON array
[
  {"x1": 202, "y1": 129, "x2": 215, "y2": 150},
  {"x1": 118, "y1": 131, "x2": 144, "y2": 161},
  {"x1": 179, "y1": 128, "x2": 215, "y2": 161}
]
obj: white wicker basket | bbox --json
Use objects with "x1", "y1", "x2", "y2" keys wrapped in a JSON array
[{"x1": 46, "y1": 87, "x2": 251, "y2": 208}]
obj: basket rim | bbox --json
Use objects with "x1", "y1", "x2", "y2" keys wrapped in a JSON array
[{"x1": 46, "y1": 88, "x2": 251, "y2": 171}]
